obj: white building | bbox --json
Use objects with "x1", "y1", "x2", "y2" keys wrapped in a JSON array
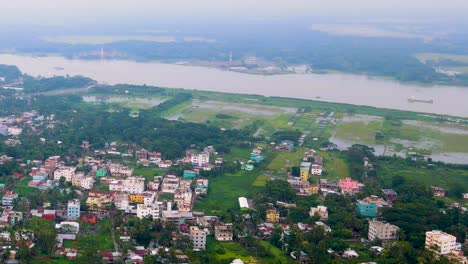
[
  {"x1": 54, "y1": 166, "x2": 76, "y2": 182},
  {"x1": 191, "y1": 152, "x2": 210, "y2": 167},
  {"x1": 7, "y1": 126, "x2": 22, "y2": 136},
  {"x1": 311, "y1": 164, "x2": 323, "y2": 175},
  {"x1": 239, "y1": 197, "x2": 249, "y2": 210},
  {"x1": 161, "y1": 175, "x2": 180, "y2": 193},
  {"x1": 368, "y1": 220, "x2": 399, "y2": 241},
  {"x1": 109, "y1": 176, "x2": 145, "y2": 194},
  {"x1": 190, "y1": 226, "x2": 207, "y2": 250},
  {"x1": 309, "y1": 206, "x2": 328, "y2": 221},
  {"x1": 80, "y1": 176, "x2": 95, "y2": 190},
  {"x1": 113, "y1": 193, "x2": 130, "y2": 210},
  {"x1": 108, "y1": 163, "x2": 133, "y2": 177},
  {"x1": 425, "y1": 230, "x2": 457, "y2": 255},
  {"x1": 136, "y1": 203, "x2": 161, "y2": 219}
]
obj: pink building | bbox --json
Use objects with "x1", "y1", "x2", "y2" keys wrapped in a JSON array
[{"x1": 339, "y1": 177, "x2": 364, "y2": 195}]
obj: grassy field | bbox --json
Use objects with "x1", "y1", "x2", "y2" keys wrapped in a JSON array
[
  {"x1": 199, "y1": 238, "x2": 293, "y2": 264},
  {"x1": 332, "y1": 115, "x2": 468, "y2": 156},
  {"x1": 266, "y1": 148, "x2": 307, "y2": 178},
  {"x1": 13, "y1": 176, "x2": 36, "y2": 195},
  {"x1": 31, "y1": 257, "x2": 76, "y2": 264},
  {"x1": 378, "y1": 159, "x2": 468, "y2": 191},
  {"x1": 193, "y1": 168, "x2": 264, "y2": 214},
  {"x1": 416, "y1": 53, "x2": 468, "y2": 74},
  {"x1": 164, "y1": 99, "x2": 297, "y2": 134},
  {"x1": 416, "y1": 53, "x2": 468, "y2": 64},
  {"x1": 319, "y1": 151, "x2": 350, "y2": 180}
]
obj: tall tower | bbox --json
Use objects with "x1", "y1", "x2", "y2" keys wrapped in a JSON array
[
  {"x1": 229, "y1": 51, "x2": 232, "y2": 63},
  {"x1": 100, "y1": 48, "x2": 104, "y2": 60}
]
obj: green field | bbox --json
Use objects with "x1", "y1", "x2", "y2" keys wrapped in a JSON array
[
  {"x1": 193, "y1": 168, "x2": 263, "y2": 214},
  {"x1": 378, "y1": 159, "x2": 468, "y2": 191},
  {"x1": 266, "y1": 148, "x2": 306, "y2": 177},
  {"x1": 199, "y1": 238, "x2": 293, "y2": 264},
  {"x1": 416, "y1": 53, "x2": 468, "y2": 74},
  {"x1": 13, "y1": 176, "x2": 36, "y2": 195},
  {"x1": 416, "y1": 53, "x2": 468, "y2": 64},
  {"x1": 164, "y1": 99, "x2": 297, "y2": 134}
]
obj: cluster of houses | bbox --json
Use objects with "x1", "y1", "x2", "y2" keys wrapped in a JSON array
[
  {"x1": 0, "y1": 143, "x2": 230, "y2": 262},
  {"x1": 0, "y1": 111, "x2": 57, "y2": 146},
  {"x1": 241, "y1": 147, "x2": 264, "y2": 171}
]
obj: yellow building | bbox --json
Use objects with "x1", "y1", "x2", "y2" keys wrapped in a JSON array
[
  {"x1": 86, "y1": 196, "x2": 101, "y2": 208},
  {"x1": 266, "y1": 209, "x2": 280, "y2": 223},
  {"x1": 130, "y1": 194, "x2": 145, "y2": 204},
  {"x1": 300, "y1": 162, "x2": 311, "y2": 182},
  {"x1": 308, "y1": 184, "x2": 319, "y2": 194}
]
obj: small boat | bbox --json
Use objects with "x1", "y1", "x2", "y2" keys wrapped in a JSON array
[{"x1": 408, "y1": 96, "x2": 434, "y2": 104}]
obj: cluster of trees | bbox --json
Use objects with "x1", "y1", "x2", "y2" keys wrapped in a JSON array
[
  {"x1": 0, "y1": 64, "x2": 22, "y2": 83},
  {"x1": 0, "y1": 94, "x2": 251, "y2": 160},
  {"x1": 22, "y1": 75, "x2": 94, "y2": 93}
]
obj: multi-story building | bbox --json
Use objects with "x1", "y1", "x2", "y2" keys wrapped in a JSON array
[
  {"x1": 339, "y1": 177, "x2": 365, "y2": 195},
  {"x1": 108, "y1": 164, "x2": 133, "y2": 177},
  {"x1": 80, "y1": 176, "x2": 95, "y2": 190},
  {"x1": 266, "y1": 209, "x2": 280, "y2": 223},
  {"x1": 109, "y1": 177, "x2": 145, "y2": 194},
  {"x1": 214, "y1": 223, "x2": 234, "y2": 241},
  {"x1": 161, "y1": 175, "x2": 180, "y2": 193},
  {"x1": 195, "y1": 179, "x2": 209, "y2": 196},
  {"x1": 2, "y1": 191, "x2": 18, "y2": 206},
  {"x1": 300, "y1": 162, "x2": 311, "y2": 181},
  {"x1": 135, "y1": 149, "x2": 149, "y2": 160},
  {"x1": 356, "y1": 196, "x2": 390, "y2": 218},
  {"x1": 130, "y1": 191, "x2": 156, "y2": 205},
  {"x1": 136, "y1": 203, "x2": 161, "y2": 219},
  {"x1": 311, "y1": 164, "x2": 323, "y2": 176},
  {"x1": 86, "y1": 191, "x2": 113, "y2": 208},
  {"x1": 54, "y1": 166, "x2": 76, "y2": 182},
  {"x1": 425, "y1": 230, "x2": 457, "y2": 255},
  {"x1": 189, "y1": 226, "x2": 207, "y2": 250},
  {"x1": 113, "y1": 193, "x2": 130, "y2": 210},
  {"x1": 148, "y1": 152, "x2": 162, "y2": 163},
  {"x1": 309, "y1": 206, "x2": 328, "y2": 221},
  {"x1": 44, "y1": 156, "x2": 61, "y2": 174},
  {"x1": 67, "y1": 199, "x2": 81, "y2": 219},
  {"x1": 190, "y1": 152, "x2": 210, "y2": 167},
  {"x1": 368, "y1": 220, "x2": 399, "y2": 241}
]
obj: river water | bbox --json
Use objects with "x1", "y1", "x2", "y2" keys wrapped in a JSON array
[{"x1": 1, "y1": 54, "x2": 468, "y2": 117}]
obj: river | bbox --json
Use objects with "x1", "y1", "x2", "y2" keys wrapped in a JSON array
[{"x1": 1, "y1": 54, "x2": 468, "y2": 117}]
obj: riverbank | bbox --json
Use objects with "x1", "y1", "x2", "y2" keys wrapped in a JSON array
[{"x1": 1, "y1": 53, "x2": 468, "y2": 117}]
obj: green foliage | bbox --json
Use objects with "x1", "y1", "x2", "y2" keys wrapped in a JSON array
[{"x1": 23, "y1": 75, "x2": 94, "y2": 93}]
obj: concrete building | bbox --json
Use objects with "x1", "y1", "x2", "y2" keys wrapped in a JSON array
[
  {"x1": 190, "y1": 152, "x2": 210, "y2": 167},
  {"x1": 136, "y1": 203, "x2": 161, "y2": 219},
  {"x1": 189, "y1": 226, "x2": 207, "y2": 250},
  {"x1": 2, "y1": 191, "x2": 18, "y2": 206},
  {"x1": 108, "y1": 164, "x2": 133, "y2": 177},
  {"x1": 54, "y1": 166, "x2": 76, "y2": 182},
  {"x1": 79, "y1": 176, "x2": 95, "y2": 190},
  {"x1": 339, "y1": 177, "x2": 365, "y2": 195},
  {"x1": 109, "y1": 176, "x2": 145, "y2": 194},
  {"x1": 356, "y1": 196, "x2": 390, "y2": 218},
  {"x1": 425, "y1": 230, "x2": 457, "y2": 255},
  {"x1": 309, "y1": 206, "x2": 328, "y2": 221},
  {"x1": 368, "y1": 220, "x2": 399, "y2": 241},
  {"x1": 214, "y1": 223, "x2": 234, "y2": 241},
  {"x1": 300, "y1": 162, "x2": 311, "y2": 181},
  {"x1": 67, "y1": 199, "x2": 81, "y2": 219},
  {"x1": 266, "y1": 209, "x2": 280, "y2": 223}
]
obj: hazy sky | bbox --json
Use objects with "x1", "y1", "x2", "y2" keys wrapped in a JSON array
[{"x1": 2, "y1": 0, "x2": 468, "y2": 26}]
